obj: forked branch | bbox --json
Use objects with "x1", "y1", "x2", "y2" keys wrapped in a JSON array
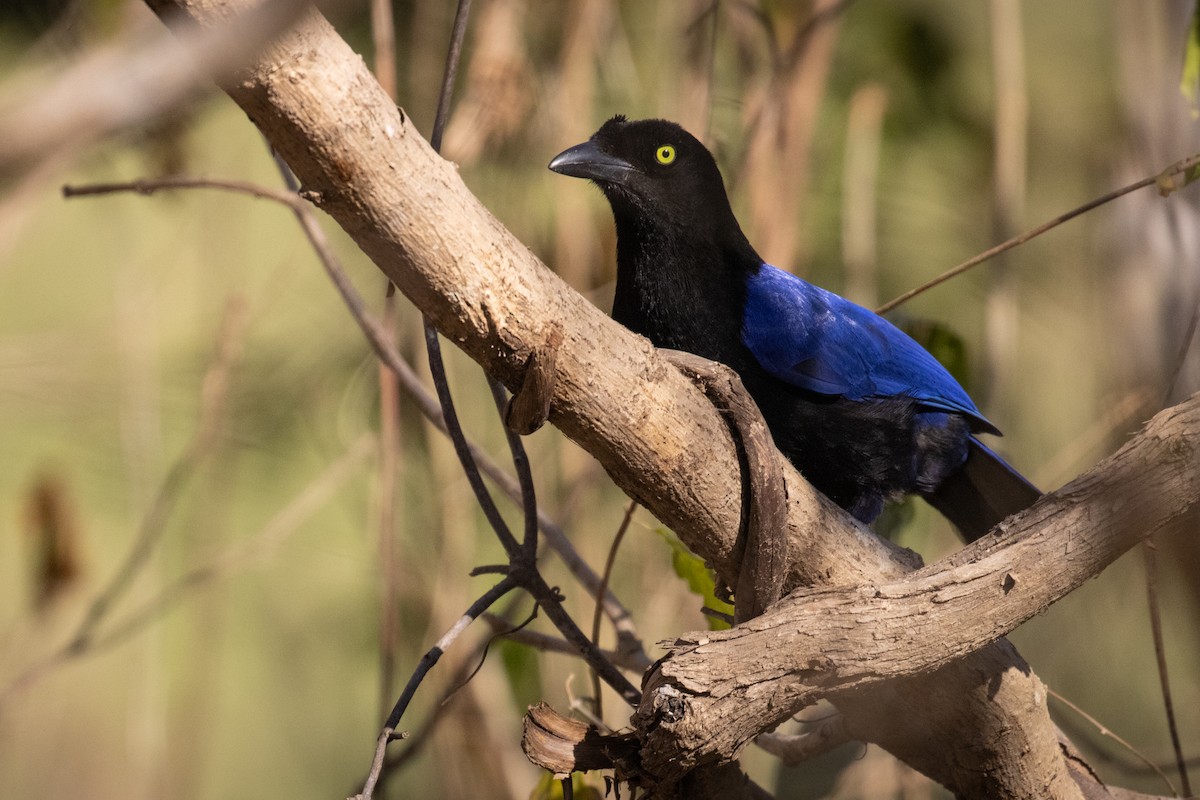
[{"x1": 134, "y1": 2, "x2": 1199, "y2": 797}]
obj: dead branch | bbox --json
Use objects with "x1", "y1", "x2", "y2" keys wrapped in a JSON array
[
  {"x1": 134, "y1": 1, "x2": 1198, "y2": 797},
  {"x1": 633, "y1": 397, "x2": 1200, "y2": 787},
  {"x1": 61, "y1": 173, "x2": 649, "y2": 663},
  {"x1": 523, "y1": 702, "x2": 639, "y2": 776}
]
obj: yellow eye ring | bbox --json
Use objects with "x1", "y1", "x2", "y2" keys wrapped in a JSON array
[{"x1": 655, "y1": 145, "x2": 676, "y2": 165}]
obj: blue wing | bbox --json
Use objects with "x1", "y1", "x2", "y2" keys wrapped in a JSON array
[{"x1": 741, "y1": 264, "x2": 999, "y2": 434}]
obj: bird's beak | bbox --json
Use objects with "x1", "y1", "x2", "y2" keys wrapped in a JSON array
[{"x1": 548, "y1": 141, "x2": 635, "y2": 183}]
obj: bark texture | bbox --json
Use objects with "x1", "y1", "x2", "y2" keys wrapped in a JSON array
[
  {"x1": 141, "y1": 3, "x2": 1199, "y2": 798},
  {"x1": 636, "y1": 399, "x2": 1200, "y2": 786}
]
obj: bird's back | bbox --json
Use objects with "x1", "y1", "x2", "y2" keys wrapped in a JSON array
[{"x1": 741, "y1": 264, "x2": 1000, "y2": 435}]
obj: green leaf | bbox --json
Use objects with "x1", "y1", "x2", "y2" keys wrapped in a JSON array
[
  {"x1": 528, "y1": 772, "x2": 604, "y2": 800},
  {"x1": 1182, "y1": 7, "x2": 1200, "y2": 117},
  {"x1": 901, "y1": 319, "x2": 971, "y2": 390},
  {"x1": 655, "y1": 529, "x2": 734, "y2": 630},
  {"x1": 873, "y1": 495, "x2": 916, "y2": 540},
  {"x1": 498, "y1": 637, "x2": 542, "y2": 709}
]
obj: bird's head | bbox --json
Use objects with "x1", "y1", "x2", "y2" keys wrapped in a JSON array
[{"x1": 548, "y1": 116, "x2": 738, "y2": 232}]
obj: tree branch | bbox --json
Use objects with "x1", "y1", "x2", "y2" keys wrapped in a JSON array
[
  {"x1": 61, "y1": 172, "x2": 651, "y2": 672},
  {"x1": 633, "y1": 397, "x2": 1200, "y2": 787},
  {"x1": 135, "y1": 2, "x2": 1198, "y2": 797}
]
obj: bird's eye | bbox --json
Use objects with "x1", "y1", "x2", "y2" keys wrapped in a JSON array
[{"x1": 655, "y1": 145, "x2": 676, "y2": 165}]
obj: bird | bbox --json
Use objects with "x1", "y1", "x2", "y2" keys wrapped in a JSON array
[{"x1": 548, "y1": 115, "x2": 1039, "y2": 542}]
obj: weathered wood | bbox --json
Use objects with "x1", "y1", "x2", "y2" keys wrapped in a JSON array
[
  {"x1": 522, "y1": 702, "x2": 638, "y2": 776},
  {"x1": 138, "y1": 3, "x2": 1197, "y2": 797},
  {"x1": 661, "y1": 351, "x2": 789, "y2": 623},
  {"x1": 635, "y1": 398, "x2": 1200, "y2": 786}
]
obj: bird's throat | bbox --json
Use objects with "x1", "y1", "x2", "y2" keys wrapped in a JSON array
[{"x1": 610, "y1": 214, "x2": 758, "y2": 368}]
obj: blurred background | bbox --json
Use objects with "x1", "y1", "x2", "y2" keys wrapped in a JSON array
[{"x1": 1, "y1": 0, "x2": 1198, "y2": 797}]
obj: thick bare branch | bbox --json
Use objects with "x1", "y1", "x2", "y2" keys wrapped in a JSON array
[
  {"x1": 135, "y1": 2, "x2": 1193, "y2": 797},
  {"x1": 634, "y1": 397, "x2": 1200, "y2": 786}
]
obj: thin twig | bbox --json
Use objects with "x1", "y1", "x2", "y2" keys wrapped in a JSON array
[
  {"x1": 63, "y1": 176, "x2": 299, "y2": 205},
  {"x1": 390, "y1": 584, "x2": 518, "y2": 731},
  {"x1": 61, "y1": 174, "x2": 648, "y2": 662},
  {"x1": 429, "y1": 0, "x2": 473, "y2": 153},
  {"x1": 441, "y1": 603, "x2": 540, "y2": 705},
  {"x1": 375, "y1": 287, "x2": 402, "y2": 721},
  {"x1": 424, "y1": 323, "x2": 520, "y2": 556},
  {"x1": 369, "y1": 0, "x2": 403, "y2": 726},
  {"x1": 422, "y1": 0, "x2": 522, "y2": 556},
  {"x1": 876, "y1": 153, "x2": 1200, "y2": 314},
  {"x1": 1138, "y1": 244, "x2": 1200, "y2": 799},
  {"x1": 590, "y1": 499, "x2": 638, "y2": 719},
  {"x1": 1047, "y1": 687, "x2": 1178, "y2": 796},
  {"x1": 70, "y1": 434, "x2": 375, "y2": 657},
  {"x1": 488, "y1": 379, "x2": 539, "y2": 559},
  {"x1": 359, "y1": 576, "x2": 518, "y2": 799},
  {"x1": 363, "y1": 593, "x2": 531, "y2": 795},
  {"x1": 1141, "y1": 542, "x2": 1193, "y2": 797},
  {"x1": 0, "y1": 299, "x2": 246, "y2": 708},
  {"x1": 479, "y1": 614, "x2": 650, "y2": 672},
  {"x1": 521, "y1": 564, "x2": 640, "y2": 705}
]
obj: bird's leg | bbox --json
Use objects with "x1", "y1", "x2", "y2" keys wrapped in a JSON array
[
  {"x1": 504, "y1": 322, "x2": 564, "y2": 435},
  {"x1": 660, "y1": 349, "x2": 789, "y2": 623}
]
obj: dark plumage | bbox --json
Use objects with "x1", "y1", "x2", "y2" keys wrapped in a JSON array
[{"x1": 549, "y1": 115, "x2": 1039, "y2": 541}]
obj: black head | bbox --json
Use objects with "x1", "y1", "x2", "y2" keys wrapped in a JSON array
[
  {"x1": 548, "y1": 116, "x2": 742, "y2": 239},
  {"x1": 548, "y1": 115, "x2": 761, "y2": 361}
]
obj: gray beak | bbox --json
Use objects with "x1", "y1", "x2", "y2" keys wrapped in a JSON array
[{"x1": 548, "y1": 141, "x2": 635, "y2": 183}]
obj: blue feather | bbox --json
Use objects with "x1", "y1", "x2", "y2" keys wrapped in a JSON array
[{"x1": 741, "y1": 264, "x2": 1000, "y2": 435}]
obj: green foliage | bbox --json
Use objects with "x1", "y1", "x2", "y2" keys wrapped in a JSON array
[
  {"x1": 528, "y1": 771, "x2": 604, "y2": 800},
  {"x1": 873, "y1": 496, "x2": 917, "y2": 541},
  {"x1": 497, "y1": 637, "x2": 542, "y2": 710},
  {"x1": 901, "y1": 319, "x2": 972, "y2": 391},
  {"x1": 655, "y1": 529, "x2": 734, "y2": 631},
  {"x1": 1181, "y1": 6, "x2": 1200, "y2": 116}
]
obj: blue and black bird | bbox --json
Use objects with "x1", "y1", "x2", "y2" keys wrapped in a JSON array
[{"x1": 549, "y1": 116, "x2": 1039, "y2": 542}]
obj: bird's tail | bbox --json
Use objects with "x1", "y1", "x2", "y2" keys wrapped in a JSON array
[{"x1": 924, "y1": 437, "x2": 1040, "y2": 543}]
